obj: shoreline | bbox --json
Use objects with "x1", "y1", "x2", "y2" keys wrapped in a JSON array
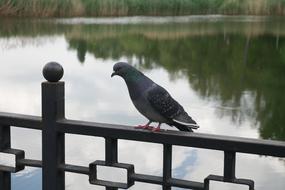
[{"x1": 1, "y1": 0, "x2": 285, "y2": 18}]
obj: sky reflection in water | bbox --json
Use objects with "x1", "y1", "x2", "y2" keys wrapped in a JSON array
[{"x1": 0, "y1": 16, "x2": 284, "y2": 190}]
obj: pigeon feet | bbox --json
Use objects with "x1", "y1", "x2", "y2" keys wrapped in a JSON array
[
  {"x1": 135, "y1": 125, "x2": 154, "y2": 130},
  {"x1": 151, "y1": 123, "x2": 162, "y2": 132},
  {"x1": 151, "y1": 127, "x2": 161, "y2": 132}
]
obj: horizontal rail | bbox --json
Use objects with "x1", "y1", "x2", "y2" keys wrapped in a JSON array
[
  {"x1": 57, "y1": 119, "x2": 285, "y2": 157},
  {"x1": 11, "y1": 161, "x2": 205, "y2": 190},
  {"x1": 170, "y1": 178, "x2": 204, "y2": 190},
  {"x1": 18, "y1": 159, "x2": 42, "y2": 168},
  {"x1": 0, "y1": 112, "x2": 285, "y2": 157},
  {"x1": 59, "y1": 164, "x2": 89, "y2": 175},
  {"x1": 132, "y1": 174, "x2": 162, "y2": 185},
  {"x1": 57, "y1": 164, "x2": 205, "y2": 190},
  {"x1": 0, "y1": 112, "x2": 41, "y2": 130}
]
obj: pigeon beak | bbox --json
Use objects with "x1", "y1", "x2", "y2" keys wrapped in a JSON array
[{"x1": 111, "y1": 72, "x2": 117, "y2": 77}]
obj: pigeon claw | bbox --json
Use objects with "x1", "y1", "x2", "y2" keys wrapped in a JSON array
[
  {"x1": 135, "y1": 125, "x2": 154, "y2": 130},
  {"x1": 151, "y1": 127, "x2": 161, "y2": 132},
  {"x1": 151, "y1": 123, "x2": 162, "y2": 132}
]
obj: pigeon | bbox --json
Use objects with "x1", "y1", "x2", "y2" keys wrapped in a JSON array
[{"x1": 111, "y1": 62, "x2": 199, "y2": 132}]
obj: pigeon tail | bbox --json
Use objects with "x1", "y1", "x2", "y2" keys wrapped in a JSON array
[
  {"x1": 172, "y1": 119, "x2": 199, "y2": 129},
  {"x1": 172, "y1": 112, "x2": 199, "y2": 132},
  {"x1": 172, "y1": 122, "x2": 194, "y2": 132}
]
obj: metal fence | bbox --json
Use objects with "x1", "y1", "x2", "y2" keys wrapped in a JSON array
[{"x1": 0, "y1": 62, "x2": 285, "y2": 190}]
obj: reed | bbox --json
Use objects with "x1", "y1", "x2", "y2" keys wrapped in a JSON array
[{"x1": 0, "y1": 0, "x2": 285, "y2": 17}]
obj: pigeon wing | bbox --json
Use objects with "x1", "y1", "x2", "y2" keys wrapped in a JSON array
[
  {"x1": 147, "y1": 85, "x2": 199, "y2": 130},
  {"x1": 147, "y1": 85, "x2": 183, "y2": 120}
]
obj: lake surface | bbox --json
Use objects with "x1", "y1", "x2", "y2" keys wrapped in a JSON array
[{"x1": 0, "y1": 16, "x2": 284, "y2": 190}]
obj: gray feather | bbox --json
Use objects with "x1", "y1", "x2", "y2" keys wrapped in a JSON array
[
  {"x1": 147, "y1": 85, "x2": 182, "y2": 119},
  {"x1": 147, "y1": 85, "x2": 199, "y2": 130}
]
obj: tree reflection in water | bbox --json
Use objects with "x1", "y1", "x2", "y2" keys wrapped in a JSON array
[{"x1": 1, "y1": 17, "x2": 285, "y2": 140}]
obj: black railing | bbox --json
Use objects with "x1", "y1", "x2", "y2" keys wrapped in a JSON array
[{"x1": 0, "y1": 62, "x2": 285, "y2": 190}]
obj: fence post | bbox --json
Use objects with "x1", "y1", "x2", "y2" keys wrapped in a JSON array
[
  {"x1": 163, "y1": 144, "x2": 172, "y2": 190},
  {"x1": 0, "y1": 125, "x2": 11, "y2": 190},
  {"x1": 105, "y1": 138, "x2": 118, "y2": 190},
  {"x1": 42, "y1": 62, "x2": 65, "y2": 190},
  {"x1": 223, "y1": 151, "x2": 236, "y2": 182}
]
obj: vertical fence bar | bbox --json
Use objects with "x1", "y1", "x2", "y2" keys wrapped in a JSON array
[
  {"x1": 223, "y1": 151, "x2": 236, "y2": 182},
  {"x1": 163, "y1": 144, "x2": 172, "y2": 190},
  {"x1": 105, "y1": 138, "x2": 118, "y2": 165},
  {"x1": 105, "y1": 138, "x2": 118, "y2": 190},
  {"x1": 0, "y1": 125, "x2": 11, "y2": 190},
  {"x1": 42, "y1": 62, "x2": 65, "y2": 190}
]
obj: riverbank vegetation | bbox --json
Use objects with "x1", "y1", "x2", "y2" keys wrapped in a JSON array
[{"x1": 0, "y1": 0, "x2": 285, "y2": 17}]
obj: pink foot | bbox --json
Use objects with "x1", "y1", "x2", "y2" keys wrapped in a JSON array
[
  {"x1": 135, "y1": 125, "x2": 154, "y2": 130},
  {"x1": 152, "y1": 127, "x2": 161, "y2": 132}
]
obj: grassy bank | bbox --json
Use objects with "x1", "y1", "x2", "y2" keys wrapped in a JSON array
[{"x1": 1, "y1": 0, "x2": 285, "y2": 17}]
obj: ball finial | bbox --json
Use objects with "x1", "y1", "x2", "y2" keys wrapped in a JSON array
[{"x1": 43, "y1": 62, "x2": 64, "y2": 82}]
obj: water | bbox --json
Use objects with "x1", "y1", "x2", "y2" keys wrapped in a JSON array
[{"x1": 0, "y1": 16, "x2": 285, "y2": 190}]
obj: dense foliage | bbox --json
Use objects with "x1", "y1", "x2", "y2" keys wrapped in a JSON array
[{"x1": 1, "y1": 0, "x2": 285, "y2": 17}]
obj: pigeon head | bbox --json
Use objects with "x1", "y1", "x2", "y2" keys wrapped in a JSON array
[{"x1": 111, "y1": 62, "x2": 138, "y2": 79}]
